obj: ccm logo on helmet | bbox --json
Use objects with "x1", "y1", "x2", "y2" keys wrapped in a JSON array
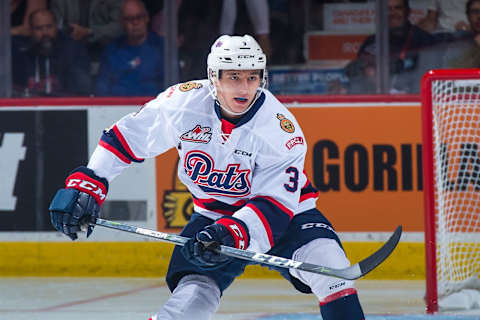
[{"x1": 66, "y1": 179, "x2": 107, "y2": 200}]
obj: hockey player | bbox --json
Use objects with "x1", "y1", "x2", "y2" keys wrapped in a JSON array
[{"x1": 48, "y1": 34, "x2": 365, "y2": 320}]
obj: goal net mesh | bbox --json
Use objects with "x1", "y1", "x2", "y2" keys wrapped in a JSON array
[{"x1": 430, "y1": 79, "x2": 480, "y2": 299}]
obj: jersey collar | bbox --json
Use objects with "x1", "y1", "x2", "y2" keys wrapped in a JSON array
[{"x1": 214, "y1": 92, "x2": 266, "y2": 128}]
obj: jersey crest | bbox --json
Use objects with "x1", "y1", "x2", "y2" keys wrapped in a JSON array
[
  {"x1": 180, "y1": 125, "x2": 212, "y2": 143},
  {"x1": 179, "y1": 81, "x2": 203, "y2": 92},
  {"x1": 184, "y1": 150, "x2": 251, "y2": 197},
  {"x1": 277, "y1": 113, "x2": 295, "y2": 133}
]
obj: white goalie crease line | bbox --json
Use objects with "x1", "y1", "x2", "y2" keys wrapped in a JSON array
[{"x1": 92, "y1": 218, "x2": 402, "y2": 281}]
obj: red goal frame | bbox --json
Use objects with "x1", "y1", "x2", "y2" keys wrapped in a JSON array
[{"x1": 421, "y1": 69, "x2": 480, "y2": 314}]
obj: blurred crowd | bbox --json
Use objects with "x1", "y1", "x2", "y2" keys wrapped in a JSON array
[
  {"x1": 343, "y1": 0, "x2": 477, "y2": 94},
  {"x1": 7, "y1": 0, "x2": 480, "y2": 97}
]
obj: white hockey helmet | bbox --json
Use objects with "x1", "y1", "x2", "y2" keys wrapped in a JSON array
[
  {"x1": 207, "y1": 35, "x2": 268, "y2": 116},
  {"x1": 207, "y1": 34, "x2": 267, "y2": 78}
]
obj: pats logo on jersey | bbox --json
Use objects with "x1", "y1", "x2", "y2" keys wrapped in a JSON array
[
  {"x1": 180, "y1": 125, "x2": 212, "y2": 143},
  {"x1": 184, "y1": 150, "x2": 251, "y2": 197},
  {"x1": 277, "y1": 114, "x2": 295, "y2": 133}
]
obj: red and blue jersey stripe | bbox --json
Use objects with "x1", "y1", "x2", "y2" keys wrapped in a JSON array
[
  {"x1": 245, "y1": 196, "x2": 293, "y2": 248},
  {"x1": 192, "y1": 195, "x2": 246, "y2": 216},
  {"x1": 99, "y1": 125, "x2": 144, "y2": 164}
]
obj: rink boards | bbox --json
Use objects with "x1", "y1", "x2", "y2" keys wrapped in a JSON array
[
  {"x1": 0, "y1": 96, "x2": 427, "y2": 278},
  {"x1": 0, "y1": 240, "x2": 424, "y2": 278}
]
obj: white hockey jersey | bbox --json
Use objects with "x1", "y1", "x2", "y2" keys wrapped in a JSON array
[{"x1": 88, "y1": 80, "x2": 319, "y2": 253}]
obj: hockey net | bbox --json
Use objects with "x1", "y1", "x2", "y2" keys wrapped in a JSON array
[{"x1": 422, "y1": 69, "x2": 480, "y2": 313}]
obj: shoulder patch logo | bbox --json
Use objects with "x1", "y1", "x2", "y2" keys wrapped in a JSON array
[
  {"x1": 277, "y1": 113, "x2": 295, "y2": 133},
  {"x1": 180, "y1": 125, "x2": 212, "y2": 143},
  {"x1": 285, "y1": 136, "x2": 304, "y2": 150},
  {"x1": 179, "y1": 81, "x2": 203, "y2": 92}
]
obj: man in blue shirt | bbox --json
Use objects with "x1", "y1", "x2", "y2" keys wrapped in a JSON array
[{"x1": 95, "y1": 0, "x2": 164, "y2": 97}]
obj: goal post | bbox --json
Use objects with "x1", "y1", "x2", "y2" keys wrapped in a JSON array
[{"x1": 421, "y1": 69, "x2": 480, "y2": 313}]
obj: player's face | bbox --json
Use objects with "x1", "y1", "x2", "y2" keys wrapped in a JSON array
[{"x1": 215, "y1": 70, "x2": 262, "y2": 117}]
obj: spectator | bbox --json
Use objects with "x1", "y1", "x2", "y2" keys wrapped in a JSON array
[
  {"x1": 443, "y1": 0, "x2": 480, "y2": 68},
  {"x1": 142, "y1": 0, "x2": 183, "y2": 36},
  {"x1": 177, "y1": 0, "x2": 222, "y2": 82},
  {"x1": 219, "y1": 0, "x2": 272, "y2": 59},
  {"x1": 95, "y1": 0, "x2": 165, "y2": 96},
  {"x1": 269, "y1": 0, "x2": 306, "y2": 65},
  {"x1": 50, "y1": 0, "x2": 123, "y2": 61},
  {"x1": 417, "y1": 0, "x2": 469, "y2": 36},
  {"x1": 344, "y1": 0, "x2": 435, "y2": 94},
  {"x1": 11, "y1": 0, "x2": 47, "y2": 36},
  {"x1": 142, "y1": 0, "x2": 165, "y2": 35},
  {"x1": 11, "y1": 9, "x2": 92, "y2": 97}
]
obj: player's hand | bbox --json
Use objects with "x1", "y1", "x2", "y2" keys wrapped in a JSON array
[
  {"x1": 49, "y1": 167, "x2": 108, "y2": 240},
  {"x1": 181, "y1": 217, "x2": 250, "y2": 269}
]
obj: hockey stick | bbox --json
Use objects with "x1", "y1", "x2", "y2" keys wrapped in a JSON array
[{"x1": 92, "y1": 218, "x2": 402, "y2": 280}]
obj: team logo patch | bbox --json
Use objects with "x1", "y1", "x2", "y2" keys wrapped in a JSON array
[
  {"x1": 285, "y1": 136, "x2": 304, "y2": 150},
  {"x1": 277, "y1": 114, "x2": 295, "y2": 133},
  {"x1": 184, "y1": 150, "x2": 251, "y2": 197},
  {"x1": 179, "y1": 81, "x2": 203, "y2": 92},
  {"x1": 180, "y1": 125, "x2": 212, "y2": 143},
  {"x1": 129, "y1": 57, "x2": 141, "y2": 68}
]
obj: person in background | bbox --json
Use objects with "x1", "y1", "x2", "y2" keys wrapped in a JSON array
[
  {"x1": 11, "y1": 8, "x2": 91, "y2": 97},
  {"x1": 417, "y1": 0, "x2": 469, "y2": 37},
  {"x1": 143, "y1": 0, "x2": 183, "y2": 37},
  {"x1": 344, "y1": 0, "x2": 435, "y2": 94},
  {"x1": 50, "y1": 0, "x2": 123, "y2": 62},
  {"x1": 95, "y1": 0, "x2": 164, "y2": 96},
  {"x1": 443, "y1": 0, "x2": 480, "y2": 68},
  {"x1": 219, "y1": 0, "x2": 272, "y2": 60},
  {"x1": 11, "y1": 0, "x2": 47, "y2": 36},
  {"x1": 269, "y1": 0, "x2": 306, "y2": 65},
  {"x1": 177, "y1": 0, "x2": 221, "y2": 82}
]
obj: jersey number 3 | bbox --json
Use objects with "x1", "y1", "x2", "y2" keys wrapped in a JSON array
[{"x1": 284, "y1": 167, "x2": 299, "y2": 192}]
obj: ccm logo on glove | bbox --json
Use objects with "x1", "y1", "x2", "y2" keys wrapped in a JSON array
[
  {"x1": 216, "y1": 217, "x2": 249, "y2": 250},
  {"x1": 66, "y1": 172, "x2": 107, "y2": 205}
]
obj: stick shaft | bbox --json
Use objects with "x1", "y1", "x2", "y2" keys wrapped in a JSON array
[{"x1": 93, "y1": 218, "x2": 401, "y2": 280}]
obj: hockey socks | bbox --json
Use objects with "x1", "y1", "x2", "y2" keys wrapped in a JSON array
[{"x1": 319, "y1": 289, "x2": 365, "y2": 320}]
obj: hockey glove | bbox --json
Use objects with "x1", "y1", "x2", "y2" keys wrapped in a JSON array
[
  {"x1": 49, "y1": 166, "x2": 108, "y2": 240},
  {"x1": 181, "y1": 216, "x2": 250, "y2": 270}
]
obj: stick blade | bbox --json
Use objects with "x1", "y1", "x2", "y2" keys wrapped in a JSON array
[{"x1": 356, "y1": 225, "x2": 402, "y2": 278}]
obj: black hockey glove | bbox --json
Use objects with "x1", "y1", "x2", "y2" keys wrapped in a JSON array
[
  {"x1": 49, "y1": 166, "x2": 108, "y2": 240},
  {"x1": 181, "y1": 216, "x2": 250, "y2": 270}
]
